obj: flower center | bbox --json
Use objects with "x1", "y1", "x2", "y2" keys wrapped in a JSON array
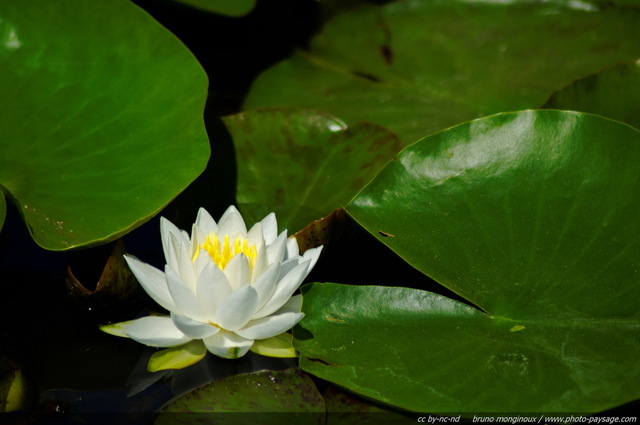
[{"x1": 193, "y1": 234, "x2": 258, "y2": 270}]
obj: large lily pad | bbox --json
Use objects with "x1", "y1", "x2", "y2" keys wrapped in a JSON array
[
  {"x1": 543, "y1": 60, "x2": 640, "y2": 130},
  {"x1": 297, "y1": 283, "x2": 640, "y2": 414},
  {"x1": 244, "y1": 0, "x2": 640, "y2": 144},
  {"x1": 293, "y1": 110, "x2": 640, "y2": 413},
  {"x1": 223, "y1": 109, "x2": 400, "y2": 232},
  {"x1": 0, "y1": 0, "x2": 209, "y2": 250}
]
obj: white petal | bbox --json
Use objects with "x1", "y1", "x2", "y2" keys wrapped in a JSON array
[
  {"x1": 277, "y1": 294, "x2": 303, "y2": 314},
  {"x1": 254, "y1": 260, "x2": 310, "y2": 319},
  {"x1": 178, "y1": 234, "x2": 197, "y2": 292},
  {"x1": 100, "y1": 320, "x2": 136, "y2": 338},
  {"x1": 163, "y1": 229, "x2": 196, "y2": 292},
  {"x1": 260, "y1": 213, "x2": 278, "y2": 245},
  {"x1": 246, "y1": 223, "x2": 266, "y2": 282},
  {"x1": 160, "y1": 217, "x2": 188, "y2": 268},
  {"x1": 203, "y1": 331, "x2": 254, "y2": 359},
  {"x1": 251, "y1": 246, "x2": 269, "y2": 283},
  {"x1": 171, "y1": 313, "x2": 220, "y2": 339},
  {"x1": 216, "y1": 285, "x2": 259, "y2": 331},
  {"x1": 278, "y1": 257, "x2": 301, "y2": 282},
  {"x1": 302, "y1": 245, "x2": 323, "y2": 272},
  {"x1": 223, "y1": 254, "x2": 251, "y2": 290},
  {"x1": 124, "y1": 255, "x2": 176, "y2": 312},
  {"x1": 196, "y1": 262, "x2": 232, "y2": 321},
  {"x1": 190, "y1": 223, "x2": 206, "y2": 259},
  {"x1": 236, "y1": 312, "x2": 304, "y2": 340},
  {"x1": 218, "y1": 206, "x2": 247, "y2": 237},
  {"x1": 267, "y1": 231, "x2": 288, "y2": 264},
  {"x1": 252, "y1": 262, "x2": 281, "y2": 310},
  {"x1": 165, "y1": 266, "x2": 207, "y2": 321},
  {"x1": 217, "y1": 205, "x2": 239, "y2": 223},
  {"x1": 124, "y1": 316, "x2": 192, "y2": 347},
  {"x1": 195, "y1": 207, "x2": 218, "y2": 235},
  {"x1": 192, "y1": 249, "x2": 210, "y2": 282},
  {"x1": 247, "y1": 222, "x2": 264, "y2": 247},
  {"x1": 286, "y1": 236, "x2": 299, "y2": 260}
]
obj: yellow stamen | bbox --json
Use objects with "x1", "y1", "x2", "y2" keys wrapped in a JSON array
[{"x1": 193, "y1": 233, "x2": 257, "y2": 270}]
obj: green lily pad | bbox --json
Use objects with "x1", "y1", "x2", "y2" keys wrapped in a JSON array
[
  {"x1": 543, "y1": 60, "x2": 640, "y2": 130},
  {"x1": 169, "y1": 0, "x2": 256, "y2": 16},
  {"x1": 293, "y1": 110, "x2": 640, "y2": 413},
  {"x1": 223, "y1": 109, "x2": 400, "y2": 232},
  {"x1": 244, "y1": 0, "x2": 640, "y2": 144},
  {"x1": 156, "y1": 368, "x2": 325, "y2": 424},
  {"x1": 0, "y1": 0, "x2": 209, "y2": 250},
  {"x1": 297, "y1": 283, "x2": 640, "y2": 415}
]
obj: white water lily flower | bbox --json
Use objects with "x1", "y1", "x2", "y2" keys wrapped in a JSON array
[{"x1": 104, "y1": 206, "x2": 322, "y2": 361}]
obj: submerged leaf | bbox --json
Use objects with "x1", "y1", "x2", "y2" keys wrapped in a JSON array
[
  {"x1": 0, "y1": 355, "x2": 35, "y2": 413},
  {"x1": 293, "y1": 208, "x2": 351, "y2": 255},
  {"x1": 245, "y1": 0, "x2": 640, "y2": 144},
  {"x1": 543, "y1": 60, "x2": 640, "y2": 130},
  {"x1": 224, "y1": 108, "x2": 400, "y2": 232},
  {"x1": 66, "y1": 240, "x2": 137, "y2": 301},
  {"x1": 156, "y1": 368, "x2": 325, "y2": 424}
]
